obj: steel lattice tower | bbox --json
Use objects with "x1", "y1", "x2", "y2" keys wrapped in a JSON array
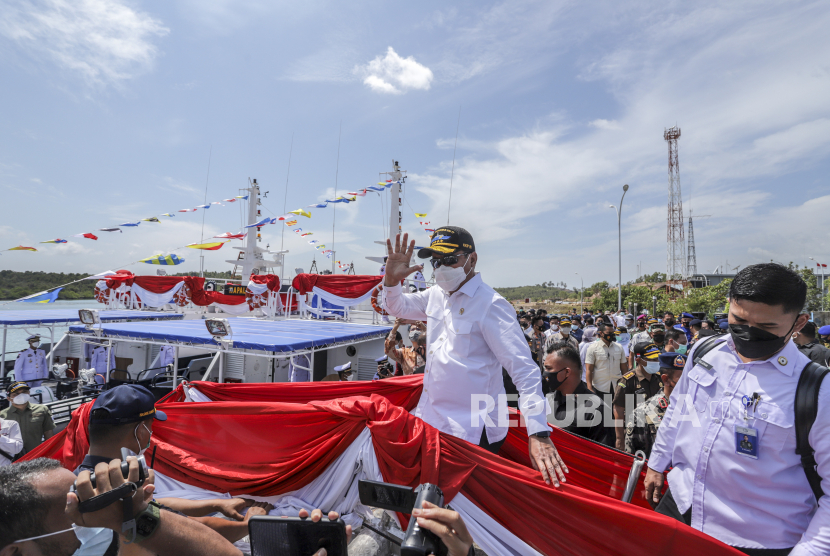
[
  {"x1": 686, "y1": 214, "x2": 697, "y2": 276},
  {"x1": 664, "y1": 126, "x2": 685, "y2": 279}
]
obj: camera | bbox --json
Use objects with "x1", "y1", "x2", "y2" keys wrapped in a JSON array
[
  {"x1": 87, "y1": 450, "x2": 148, "y2": 489},
  {"x1": 358, "y1": 480, "x2": 447, "y2": 556}
]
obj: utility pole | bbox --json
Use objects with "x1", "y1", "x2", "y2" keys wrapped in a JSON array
[
  {"x1": 574, "y1": 272, "x2": 583, "y2": 313},
  {"x1": 609, "y1": 184, "x2": 629, "y2": 311}
]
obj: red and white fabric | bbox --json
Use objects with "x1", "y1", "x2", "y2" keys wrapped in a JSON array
[
  {"x1": 91, "y1": 272, "x2": 283, "y2": 314},
  {"x1": 23, "y1": 378, "x2": 742, "y2": 556},
  {"x1": 246, "y1": 275, "x2": 282, "y2": 317},
  {"x1": 292, "y1": 274, "x2": 382, "y2": 307}
]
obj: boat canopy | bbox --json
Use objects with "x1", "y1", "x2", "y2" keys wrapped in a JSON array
[{"x1": 68, "y1": 318, "x2": 391, "y2": 354}]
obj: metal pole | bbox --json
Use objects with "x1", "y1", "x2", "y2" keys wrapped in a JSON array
[
  {"x1": 823, "y1": 265, "x2": 826, "y2": 312},
  {"x1": 574, "y1": 273, "x2": 583, "y2": 313},
  {"x1": 617, "y1": 184, "x2": 629, "y2": 311},
  {"x1": 1, "y1": 326, "x2": 6, "y2": 379},
  {"x1": 49, "y1": 325, "x2": 55, "y2": 371},
  {"x1": 172, "y1": 346, "x2": 179, "y2": 389},
  {"x1": 105, "y1": 343, "x2": 112, "y2": 385}
]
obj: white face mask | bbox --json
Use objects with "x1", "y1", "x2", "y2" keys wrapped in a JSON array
[
  {"x1": 644, "y1": 361, "x2": 660, "y2": 374},
  {"x1": 12, "y1": 393, "x2": 30, "y2": 405},
  {"x1": 560, "y1": 327, "x2": 571, "y2": 335},
  {"x1": 434, "y1": 262, "x2": 472, "y2": 293},
  {"x1": 31, "y1": 342, "x2": 40, "y2": 348},
  {"x1": 14, "y1": 525, "x2": 112, "y2": 556},
  {"x1": 618, "y1": 333, "x2": 631, "y2": 343}
]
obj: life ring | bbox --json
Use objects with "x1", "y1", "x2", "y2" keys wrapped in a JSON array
[
  {"x1": 94, "y1": 284, "x2": 109, "y2": 303},
  {"x1": 371, "y1": 285, "x2": 388, "y2": 315}
]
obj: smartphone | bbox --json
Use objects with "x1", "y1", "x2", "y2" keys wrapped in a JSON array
[{"x1": 248, "y1": 516, "x2": 348, "y2": 556}]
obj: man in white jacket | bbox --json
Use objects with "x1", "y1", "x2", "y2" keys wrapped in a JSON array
[{"x1": 382, "y1": 228, "x2": 568, "y2": 486}]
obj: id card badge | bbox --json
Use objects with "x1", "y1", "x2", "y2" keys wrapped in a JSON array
[{"x1": 735, "y1": 425, "x2": 759, "y2": 459}]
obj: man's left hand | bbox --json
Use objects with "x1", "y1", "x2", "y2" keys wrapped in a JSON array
[{"x1": 528, "y1": 435, "x2": 568, "y2": 487}]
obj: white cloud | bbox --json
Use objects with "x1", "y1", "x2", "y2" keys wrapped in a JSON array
[
  {"x1": 590, "y1": 119, "x2": 621, "y2": 131},
  {"x1": 0, "y1": 0, "x2": 169, "y2": 87},
  {"x1": 411, "y1": 0, "x2": 830, "y2": 285},
  {"x1": 355, "y1": 47, "x2": 433, "y2": 94}
]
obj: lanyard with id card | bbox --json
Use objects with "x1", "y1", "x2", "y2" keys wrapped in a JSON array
[{"x1": 735, "y1": 393, "x2": 761, "y2": 459}]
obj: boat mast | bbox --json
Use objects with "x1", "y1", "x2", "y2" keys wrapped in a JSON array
[
  {"x1": 228, "y1": 179, "x2": 286, "y2": 281},
  {"x1": 387, "y1": 160, "x2": 404, "y2": 242}
]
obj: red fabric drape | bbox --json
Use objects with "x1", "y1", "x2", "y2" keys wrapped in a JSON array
[
  {"x1": 498, "y1": 408, "x2": 656, "y2": 511},
  {"x1": 249, "y1": 274, "x2": 280, "y2": 291},
  {"x1": 163, "y1": 375, "x2": 424, "y2": 410},
  {"x1": 291, "y1": 274, "x2": 382, "y2": 297},
  {"x1": 27, "y1": 394, "x2": 740, "y2": 555},
  {"x1": 104, "y1": 270, "x2": 136, "y2": 288},
  {"x1": 132, "y1": 276, "x2": 186, "y2": 293},
  {"x1": 183, "y1": 277, "x2": 247, "y2": 306}
]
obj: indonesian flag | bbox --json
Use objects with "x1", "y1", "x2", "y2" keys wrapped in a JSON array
[
  {"x1": 186, "y1": 241, "x2": 227, "y2": 251},
  {"x1": 8, "y1": 245, "x2": 37, "y2": 251},
  {"x1": 223, "y1": 198, "x2": 238, "y2": 203},
  {"x1": 213, "y1": 232, "x2": 245, "y2": 240},
  {"x1": 73, "y1": 233, "x2": 98, "y2": 240},
  {"x1": 289, "y1": 209, "x2": 311, "y2": 218},
  {"x1": 178, "y1": 208, "x2": 198, "y2": 213},
  {"x1": 817, "y1": 263, "x2": 827, "y2": 268}
]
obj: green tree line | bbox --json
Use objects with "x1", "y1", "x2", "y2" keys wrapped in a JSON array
[{"x1": 0, "y1": 270, "x2": 96, "y2": 300}]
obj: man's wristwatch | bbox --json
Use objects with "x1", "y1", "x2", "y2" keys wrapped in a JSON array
[
  {"x1": 531, "y1": 431, "x2": 551, "y2": 438},
  {"x1": 123, "y1": 500, "x2": 161, "y2": 544}
]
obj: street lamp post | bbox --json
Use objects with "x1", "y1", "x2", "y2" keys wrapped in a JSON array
[
  {"x1": 574, "y1": 272, "x2": 583, "y2": 313},
  {"x1": 609, "y1": 184, "x2": 629, "y2": 311},
  {"x1": 810, "y1": 257, "x2": 826, "y2": 312}
]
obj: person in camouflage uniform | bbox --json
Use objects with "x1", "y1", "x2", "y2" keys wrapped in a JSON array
[{"x1": 625, "y1": 352, "x2": 686, "y2": 457}]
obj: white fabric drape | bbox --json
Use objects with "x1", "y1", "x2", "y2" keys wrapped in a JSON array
[
  {"x1": 298, "y1": 296, "x2": 344, "y2": 319},
  {"x1": 450, "y1": 493, "x2": 542, "y2": 556},
  {"x1": 211, "y1": 302, "x2": 251, "y2": 315},
  {"x1": 310, "y1": 285, "x2": 376, "y2": 307},
  {"x1": 130, "y1": 282, "x2": 186, "y2": 308},
  {"x1": 246, "y1": 281, "x2": 268, "y2": 295}
]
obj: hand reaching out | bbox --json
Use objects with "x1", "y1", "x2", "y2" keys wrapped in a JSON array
[{"x1": 384, "y1": 233, "x2": 424, "y2": 287}]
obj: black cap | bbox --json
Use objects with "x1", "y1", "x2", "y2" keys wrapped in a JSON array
[
  {"x1": 89, "y1": 384, "x2": 167, "y2": 425},
  {"x1": 659, "y1": 352, "x2": 687, "y2": 369},
  {"x1": 417, "y1": 226, "x2": 475, "y2": 259},
  {"x1": 689, "y1": 319, "x2": 702, "y2": 327},
  {"x1": 7, "y1": 381, "x2": 30, "y2": 396}
]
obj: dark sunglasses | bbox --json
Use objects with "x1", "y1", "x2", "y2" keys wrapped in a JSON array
[{"x1": 429, "y1": 252, "x2": 469, "y2": 269}]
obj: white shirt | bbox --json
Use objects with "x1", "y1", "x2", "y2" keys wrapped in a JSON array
[
  {"x1": 0, "y1": 418, "x2": 23, "y2": 466},
  {"x1": 382, "y1": 274, "x2": 548, "y2": 444},
  {"x1": 584, "y1": 341, "x2": 625, "y2": 393},
  {"x1": 650, "y1": 336, "x2": 830, "y2": 554}
]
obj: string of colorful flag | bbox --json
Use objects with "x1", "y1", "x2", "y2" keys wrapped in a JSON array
[
  {"x1": 5, "y1": 195, "x2": 251, "y2": 258},
  {"x1": 5, "y1": 178, "x2": 432, "y2": 264}
]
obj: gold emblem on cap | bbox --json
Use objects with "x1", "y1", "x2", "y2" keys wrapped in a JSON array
[
  {"x1": 459, "y1": 308, "x2": 465, "y2": 315},
  {"x1": 778, "y1": 356, "x2": 788, "y2": 366}
]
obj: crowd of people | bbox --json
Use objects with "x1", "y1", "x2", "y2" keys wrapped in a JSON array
[{"x1": 3, "y1": 225, "x2": 830, "y2": 555}]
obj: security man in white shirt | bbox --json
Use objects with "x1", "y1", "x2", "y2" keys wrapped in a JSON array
[
  {"x1": 645, "y1": 263, "x2": 830, "y2": 556},
  {"x1": 13, "y1": 334, "x2": 48, "y2": 387},
  {"x1": 0, "y1": 418, "x2": 23, "y2": 466},
  {"x1": 382, "y1": 228, "x2": 568, "y2": 487}
]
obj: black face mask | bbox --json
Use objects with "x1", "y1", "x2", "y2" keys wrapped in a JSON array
[
  {"x1": 652, "y1": 333, "x2": 665, "y2": 344},
  {"x1": 729, "y1": 320, "x2": 797, "y2": 360},
  {"x1": 604, "y1": 334, "x2": 616, "y2": 342},
  {"x1": 542, "y1": 368, "x2": 568, "y2": 392},
  {"x1": 664, "y1": 319, "x2": 675, "y2": 327}
]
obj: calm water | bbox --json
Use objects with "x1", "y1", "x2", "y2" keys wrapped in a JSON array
[{"x1": 0, "y1": 299, "x2": 96, "y2": 359}]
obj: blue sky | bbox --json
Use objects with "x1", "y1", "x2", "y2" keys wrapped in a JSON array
[{"x1": 1, "y1": 0, "x2": 829, "y2": 288}]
